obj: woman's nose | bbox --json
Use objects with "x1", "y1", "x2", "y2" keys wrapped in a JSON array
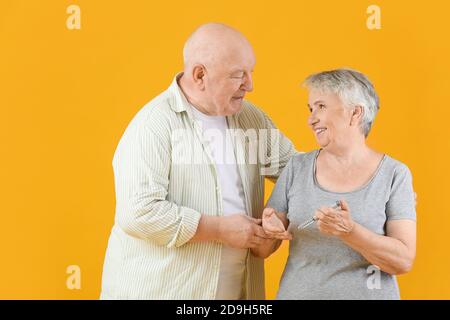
[{"x1": 308, "y1": 113, "x2": 319, "y2": 127}]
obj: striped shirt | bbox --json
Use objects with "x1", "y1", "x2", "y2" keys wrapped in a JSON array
[{"x1": 100, "y1": 73, "x2": 297, "y2": 299}]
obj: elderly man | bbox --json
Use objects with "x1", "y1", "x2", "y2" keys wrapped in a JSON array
[{"x1": 100, "y1": 23, "x2": 296, "y2": 300}]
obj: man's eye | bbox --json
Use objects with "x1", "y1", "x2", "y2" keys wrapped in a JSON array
[
  {"x1": 319, "y1": 104, "x2": 326, "y2": 109},
  {"x1": 232, "y1": 72, "x2": 244, "y2": 79}
]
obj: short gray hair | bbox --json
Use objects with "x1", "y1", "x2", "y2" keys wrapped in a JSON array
[{"x1": 304, "y1": 68, "x2": 380, "y2": 137}]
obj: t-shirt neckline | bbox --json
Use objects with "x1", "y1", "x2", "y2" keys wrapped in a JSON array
[{"x1": 312, "y1": 148, "x2": 387, "y2": 195}]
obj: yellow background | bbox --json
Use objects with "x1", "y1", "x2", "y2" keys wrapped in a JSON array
[{"x1": 1, "y1": 0, "x2": 449, "y2": 299}]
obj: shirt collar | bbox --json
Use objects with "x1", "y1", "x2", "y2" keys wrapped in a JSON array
[
  {"x1": 168, "y1": 72, "x2": 190, "y2": 113},
  {"x1": 167, "y1": 72, "x2": 244, "y2": 120}
]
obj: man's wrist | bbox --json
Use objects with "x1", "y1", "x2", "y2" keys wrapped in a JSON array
[
  {"x1": 214, "y1": 215, "x2": 224, "y2": 243},
  {"x1": 191, "y1": 215, "x2": 223, "y2": 243}
]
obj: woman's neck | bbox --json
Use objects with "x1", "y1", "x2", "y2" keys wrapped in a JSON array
[{"x1": 320, "y1": 142, "x2": 374, "y2": 169}]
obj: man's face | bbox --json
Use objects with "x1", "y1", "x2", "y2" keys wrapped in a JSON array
[{"x1": 203, "y1": 46, "x2": 255, "y2": 116}]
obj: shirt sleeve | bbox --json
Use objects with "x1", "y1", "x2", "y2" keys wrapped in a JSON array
[
  {"x1": 113, "y1": 120, "x2": 201, "y2": 248},
  {"x1": 260, "y1": 111, "x2": 299, "y2": 181},
  {"x1": 266, "y1": 156, "x2": 294, "y2": 213},
  {"x1": 386, "y1": 163, "x2": 417, "y2": 221}
]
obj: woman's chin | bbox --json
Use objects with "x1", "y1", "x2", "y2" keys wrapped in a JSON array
[{"x1": 315, "y1": 138, "x2": 330, "y2": 149}]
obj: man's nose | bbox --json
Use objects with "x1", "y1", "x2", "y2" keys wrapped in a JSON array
[{"x1": 242, "y1": 73, "x2": 253, "y2": 92}]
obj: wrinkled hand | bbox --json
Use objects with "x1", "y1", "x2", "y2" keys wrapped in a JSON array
[
  {"x1": 218, "y1": 214, "x2": 269, "y2": 249},
  {"x1": 262, "y1": 208, "x2": 292, "y2": 240},
  {"x1": 315, "y1": 200, "x2": 355, "y2": 237}
]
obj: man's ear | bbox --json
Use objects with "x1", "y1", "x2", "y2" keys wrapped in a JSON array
[
  {"x1": 350, "y1": 105, "x2": 364, "y2": 126},
  {"x1": 192, "y1": 64, "x2": 206, "y2": 90}
]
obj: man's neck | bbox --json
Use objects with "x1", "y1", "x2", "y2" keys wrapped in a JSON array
[{"x1": 178, "y1": 74, "x2": 215, "y2": 116}]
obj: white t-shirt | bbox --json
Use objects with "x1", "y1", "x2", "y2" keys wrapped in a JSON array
[{"x1": 190, "y1": 105, "x2": 248, "y2": 300}]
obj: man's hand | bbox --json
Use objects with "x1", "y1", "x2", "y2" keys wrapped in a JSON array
[
  {"x1": 262, "y1": 208, "x2": 292, "y2": 240},
  {"x1": 217, "y1": 214, "x2": 269, "y2": 249}
]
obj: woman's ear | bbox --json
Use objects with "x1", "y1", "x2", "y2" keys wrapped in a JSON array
[
  {"x1": 350, "y1": 105, "x2": 364, "y2": 126},
  {"x1": 192, "y1": 64, "x2": 206, "y2": 91}
]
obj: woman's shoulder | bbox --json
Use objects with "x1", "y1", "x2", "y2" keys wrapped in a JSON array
[
  {"x1": 290, "y1": 150, "x2": 318, "y2": 163},
  {"x1": 380, "y1": 154, "x2": 413, "y2": 179},
  {"x1": 286, "y1": 150, "x2": 319, "y2": 171}
]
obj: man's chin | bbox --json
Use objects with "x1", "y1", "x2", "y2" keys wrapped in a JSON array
[{"x1": 228, "y1": 99, "x2": 243, "y2": 114}]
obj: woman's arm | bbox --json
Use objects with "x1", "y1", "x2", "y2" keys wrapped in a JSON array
[
  {"x1": 251, "y1": 210, "x2": 290, "y2": 258},
  {"x1": 340, "y1": 219, "x2": 416, "y2": 275},
  {"x1": 316, "y1": 200, "x2": 416, "y2": 275},
  {"x1": 250, "y1": 238, "x2": 282, "y2": 259}
]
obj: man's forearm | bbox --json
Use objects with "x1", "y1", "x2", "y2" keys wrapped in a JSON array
[{"x1": 189, "y1": 215, "x2": 222, "y2": 243}]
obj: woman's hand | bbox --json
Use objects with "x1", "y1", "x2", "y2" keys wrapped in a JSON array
[
  {"x1": 315, "y1": 200, "x2": 355, "y2": 237},
  {"x1": 262, "y1": 207, "x2": 292, "y2": 240}
]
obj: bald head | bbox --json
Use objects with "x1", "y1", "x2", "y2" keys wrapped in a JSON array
[
  {"x1": 178, "y1": 23, "x2": 255, "y2": 116},
  {"x1": 183, "y1": 23, "x2": 254, "y2": 71}
]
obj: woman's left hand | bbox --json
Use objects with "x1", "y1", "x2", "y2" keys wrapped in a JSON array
[
  {"x1": 315, "y1": 200, "x2": 355, "y2": 237},
  {"x1": 262, "y1": 207, "x2": 293, "y2": 240}
]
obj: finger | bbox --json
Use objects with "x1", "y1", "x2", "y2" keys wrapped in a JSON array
[
  {"x1": 322, "y1": 214, "x2": 342, "y2": 226},
  {"x1": 317, "y1": 220, "x2": 326, "y2": 233},
  {"x1": 275, "y1": 231, "x2": 293, "y2": 240},
  {"x1": 317, "y1": 219, "x2": 335, "y2": 230},
  {"x1": 322, "y1": 212, "x2": 341, "y2": 223},
  {"x1": 324, "y1": 210, "x2": 340, "y2": 218},
  {"x1": 263, "y1": 231, "x2": 279, "y2": 238},
  {"x1": 264, "y1": 230, "x2": 288, "y2": 240},
  {"x1": 250, "y1": 236, "x2": 265, "y2": 247},
  {"x1": 318, "y1": 220, "x2": 336, "y2": 230},
  {"x1": 318, "y1": 210, "x2": 339, "y2": 224},
  {"x1": 264, "y1": 218, "x2": 286, "y2": 230},
  {"x1": 317, "y1": 222, "x2": 333, "y2": 235},
  {"x1": 320, "y1": 217, "x2": 337, "y2": 227},
  {"x1": 318, "y1": 206, "x2": 329, "y2": 214},
  {"x1": 263, "y1": 225, "x2": 286, "y2": 233},
  {"x1": 248, "y1": 216, "x2": 263, "y2": 225},
  {"x1": 263, "y1": 207, "x2": 276, "y2": 217},
  {"x1": 339, "y1": 199, "x2": 349, "y2": 211},
  {"x1": 314, "y1": 211, "x2": 325, "y2": 220},
  {"x1": 254, "y1": 226, "x2": 270, "y2": 239}
]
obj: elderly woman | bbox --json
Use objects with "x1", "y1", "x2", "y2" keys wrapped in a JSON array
[{"x1": 251, "y1": 69, "x2": 416, "y2": 300}]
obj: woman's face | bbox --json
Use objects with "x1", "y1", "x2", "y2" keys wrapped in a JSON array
[{"x1": 307, "y1": 89, "x2": 354, "y2": 149}]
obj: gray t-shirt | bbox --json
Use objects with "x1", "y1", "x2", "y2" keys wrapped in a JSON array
[{"x1": 267, "y1": 149, "x2": 416, "y2": 300}]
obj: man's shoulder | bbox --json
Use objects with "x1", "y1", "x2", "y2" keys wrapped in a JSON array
[
  {"x1": 236, "y1": 100, "x2": 269, "y2": 129},
  {"x1": 128, "y1": 88, "x2": 178, "y2": 130}
]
